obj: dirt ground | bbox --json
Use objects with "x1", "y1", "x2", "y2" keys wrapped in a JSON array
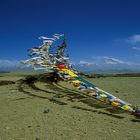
[{"x1": 0, "y1": 72, "x2": 140, "y2": 140}]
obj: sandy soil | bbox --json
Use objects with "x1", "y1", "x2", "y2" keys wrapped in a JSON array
[{"x1": 0, "y1": 72, "x2": 140, "y2": 140}]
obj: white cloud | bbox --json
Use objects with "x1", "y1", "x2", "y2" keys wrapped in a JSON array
[
  {"x1": 75, "y1": 56, "x2": 140, "y2": 72},
  {"x1": 79, "y1": 60, "x2": 94, "y2": 66},
  {"x1": 124, "y1": 34, "x2": 140, "y2": 54},
  {"x1": 128, "y1": 34, "x2": 140, "y2": 43},
  {"x1": 102, "y1": 56, "x2": 126, "y2": 65},
  {"x1": 0, "y1": 60, "x2": 20, "y2": 68},
  {"x1": 132, "y1": 46, "x2": 140, "y2": 51},
  {"x1": 91, "y1": 56, "x2": 130, "y2": 65}
]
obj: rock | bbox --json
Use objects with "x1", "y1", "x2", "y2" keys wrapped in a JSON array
[
  {"x1": 43, "y1": 108, "x2": 50, "y2": 114},
  {"x1": 36, "y1": 138, "x2": 41, "y2": 140}
]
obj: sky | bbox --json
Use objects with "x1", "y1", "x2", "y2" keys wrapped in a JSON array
[{"x1": 1, "y1": 0, "x2": 140, "y2": 71}]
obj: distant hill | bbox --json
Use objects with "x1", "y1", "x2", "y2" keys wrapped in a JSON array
[
  {"x1": 80, "y1": 72, "x2": 140, "y2": 78},
  {"x1": 74, "y1": 62, "x2": 140, "y2": 74},
  {"x1": 1, "y1": 59, "x2": 140, "y2": 74},
  {"x1": 0, "y1": 71, "x2": 10, "y2": 73}
]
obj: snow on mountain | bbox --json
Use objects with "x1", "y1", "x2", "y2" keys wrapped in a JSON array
[{"x1": 74, "y1": 57, "x2": 140, "y2": 72}]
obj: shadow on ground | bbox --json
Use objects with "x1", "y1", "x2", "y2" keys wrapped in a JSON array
[
  {"x1": 14, "y1": 73, "x2": 128, "y2": 120},
  {"x1": 0, "y1": 80, "x2": 15, "y2": 86}
]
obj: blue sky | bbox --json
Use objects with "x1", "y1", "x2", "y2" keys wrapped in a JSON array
[{"x1": 1, "y1": 0, "x2": 140, "y2": 70}]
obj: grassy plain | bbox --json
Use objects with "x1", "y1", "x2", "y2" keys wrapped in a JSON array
[{"x1": 0, "y1": 72, "x2": 140, "y2": 140}]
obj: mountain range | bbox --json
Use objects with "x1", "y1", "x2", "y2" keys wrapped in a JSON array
[{"x1": 1, "y1": 58, "x2": 140, "y2": 74}]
